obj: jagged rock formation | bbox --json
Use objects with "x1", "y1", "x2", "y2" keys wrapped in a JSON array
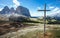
[
  {"x1": 0, "y1": 6, "x2": 31, "y2": 22},
  {"x1": 48, "y1": 13, "x2": 60, "y2": 20},
  {"x1": 15, "y1": 6, "x2": 31, "y2": 17},
  {"x1": 0, "y1": 6, "x2": 10, "y2": 14},
  {"x1": 0, "y1": 6, "x2": 31, "y2": 17},
  {"x1": 10, "y1": 7, "x2": 15, "y2": 14}
]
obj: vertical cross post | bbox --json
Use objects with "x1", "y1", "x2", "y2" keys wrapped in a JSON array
[{"x1": 37, "y1": 3, "x2": 50, "y2": 38}]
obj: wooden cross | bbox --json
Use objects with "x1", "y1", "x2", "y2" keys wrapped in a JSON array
[{"x1": 37, "y1": 3, "x2": 50, "y2": 37}]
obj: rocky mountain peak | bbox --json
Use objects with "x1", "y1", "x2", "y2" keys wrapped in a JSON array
[
  {"x1": 0, "y1": 6, "x2": 31, "y2": 17},
  {"x1": 10, "y1": 7, "x2": 15, "y2": 14},
  {"x1": 1, "y1": 6, "x2": 10, "y2": 14},
  {"x1": 16, "y1": 6, "x2": 31, "y2": 17}
]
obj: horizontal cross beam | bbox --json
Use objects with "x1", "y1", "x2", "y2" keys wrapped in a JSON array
[
  {"x1": 37, "y1": 10, "x2": 50, "y2": 11},
  {"x1": 37, "y1": 3, "x2": 50, "y2": 38}
]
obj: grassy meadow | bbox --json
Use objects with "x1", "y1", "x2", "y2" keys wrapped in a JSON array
[{"x1": 0, "y1": 18, "x2": 60, "y2": 38}]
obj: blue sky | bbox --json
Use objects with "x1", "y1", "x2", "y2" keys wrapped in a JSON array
[{"x1": 0, "y1": 0, "x2": 60, "y2": 16}]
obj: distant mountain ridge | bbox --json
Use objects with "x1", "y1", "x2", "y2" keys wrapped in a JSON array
[
  {"x1": 0, "y1": 6, "x2": 31, "y2": 17},
  {"x1": 0, "y1": 6, "x2": 10, "y2": 14},
  {"x1": 47, "y1": 13, "x2": 60, "y2": 20},
  {"x1": 53, "y1": 13, "x2": 60, "y2": 20}
]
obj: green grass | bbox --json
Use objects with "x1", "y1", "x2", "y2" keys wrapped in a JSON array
[
  {"x1": 1, "y1": 30, "x2": 43, "y2": 38},
  {"x1": 15, "y1": 30, "x2": 43, "y2": 38},
  {"x1": 49, "y1": 30, "x2": 60, "y2": 38}
]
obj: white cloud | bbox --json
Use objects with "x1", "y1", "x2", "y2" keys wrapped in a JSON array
[
  {"x1": 37, "y1": 7, "x2": 41, "y2": 10},
  {"x1": 52, "y1": 7, "x2": 59, "y2": 12},
  {"x1": 49, "y1": 6, "x2": 54, "y2": 9},
  {"x1": 13, "y1": 0, "x2": 20, "y2": 7},
  {"x1": 48, "y1": 6, "x2": 60, "y2": 16},
  {"x1": 0, "y1": 8, "x2": 3, "y2": 11},
  {"x1": 30, "y1": 10, "x2": 44, "y2": 16},
  {"x1": 30, "y1": 5, "x2": 60, "y2": 16},
  {"x1": 56, "y1": 10, "x2": 60, "y2": 13}
]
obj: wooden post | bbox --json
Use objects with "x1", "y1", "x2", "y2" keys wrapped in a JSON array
[{"x1": 37, "y1": 3, "x2": 50, "y2": 38}]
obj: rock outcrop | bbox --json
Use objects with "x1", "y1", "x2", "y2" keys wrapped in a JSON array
[
  {"x1": 16, "y1": 6, "x2": 31, "y2": 17},
  {"x1": 0, "y1": 6, "x2": 10, "y2": 14},
  {"x1": 0, "y1": 6, "x2": 31, "y2": 17}
]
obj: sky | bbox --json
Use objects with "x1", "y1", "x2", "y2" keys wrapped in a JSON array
[{"x1": 0, "y1": 0, "x2": 60, "y2": 17}]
